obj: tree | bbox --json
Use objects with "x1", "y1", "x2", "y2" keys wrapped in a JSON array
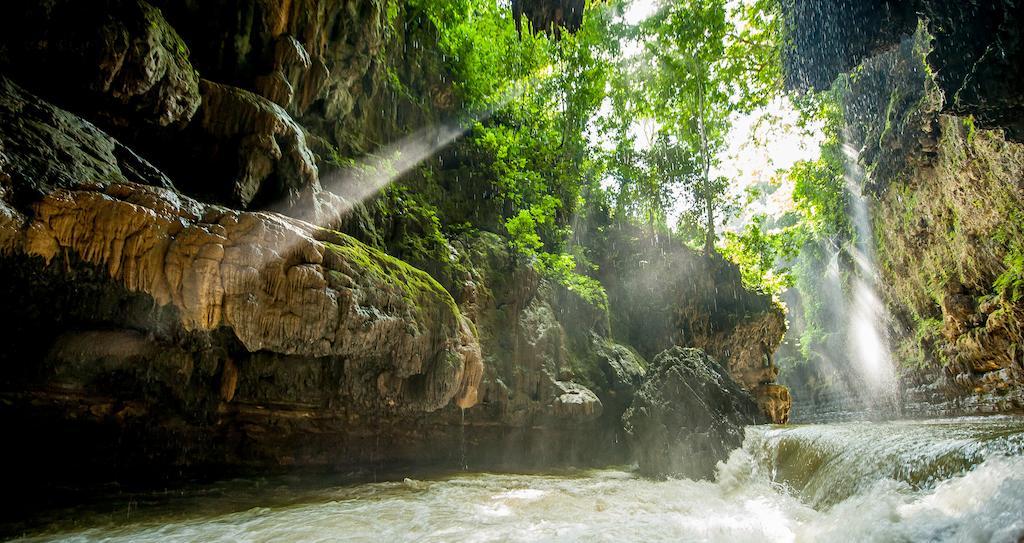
[{"x1": 642, "y1": 0, "x2": 781, "y2": 252}]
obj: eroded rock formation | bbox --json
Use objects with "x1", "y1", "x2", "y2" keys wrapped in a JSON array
[
  {"x1": 191, "y1": 79, "x2": 319, "y2": 208},
  {"x1": 512, "y1": 0, "x2": 587, "y2": 38},
  {"x1": 0, "y1": 0, "x2": 201, "y2": 131}
]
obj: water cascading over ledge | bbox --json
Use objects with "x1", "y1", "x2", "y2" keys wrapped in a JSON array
[
  {"x1": 839, "y1": 137, "x2": 900, "y2": 414},
  {"x1": 781, "y1": 13, "x2": 1024, "y2": 417}
]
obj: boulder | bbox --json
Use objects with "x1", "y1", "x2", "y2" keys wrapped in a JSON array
[
  {"x1": 599, "y1": 231, "x2": 790, "y2": 422},
  {"x1": 624, "y1": 347, "x2": 762, "y2": 480},
  {"x1": 0, "y1": 76, "x2": 174, "y2": 206}
]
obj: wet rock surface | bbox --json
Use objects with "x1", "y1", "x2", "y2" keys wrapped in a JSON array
[
  {"x1": 593, "y1": 224, "x2": 791, "y2": 423},
  {"x1": 784, "y1": 0, "x2": 1024, "y2": 141},
  {"x1": 189, "y1": 79, "x2": 319, "y2": 208},
  {"x1": 624, "y1": 347, "x2": 762, "y2": 480},
  {"x1": 781, "y1": 21, "x2": 1024, "y2": 419},
  {"x1": 0, "y1": 0, "x2": 200, "y2": 131},
  {"x1": 0, "y1": 77, "x2": 174, "y2": 206}
]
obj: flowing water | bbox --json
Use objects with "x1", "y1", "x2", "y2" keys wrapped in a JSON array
[
  {"x1": 9, "y1": 417, "x2": 1024, "y2": 543},
  {"x1": 841, "y1": 139, "x2": 900, "y2": 413}
]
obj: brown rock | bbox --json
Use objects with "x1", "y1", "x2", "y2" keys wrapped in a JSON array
[
  {"x1": 194, "y1": 80, "x2": 319, "y2": 209},
  {"x1": 17, "y1": 181, "x2": 479, "y2": 413},
  {"x1": 754, "y1": 384, "x2": 792, "y2": 424}
]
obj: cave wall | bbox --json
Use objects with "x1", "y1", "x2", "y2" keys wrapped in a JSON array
[{"x1": 784, "y1": 0, "x2": 1024, "y2": 141}]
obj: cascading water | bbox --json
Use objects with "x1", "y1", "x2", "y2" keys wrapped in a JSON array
[
  {"x1": 11, "y1": 418, "x2": 1024, "y2": 543},
  {"x1": 840, "y1": 138, "x2": 900, "y2": 415},
  {"x1": 782, "y1": 137, "x2": 904, "y2": 422}
]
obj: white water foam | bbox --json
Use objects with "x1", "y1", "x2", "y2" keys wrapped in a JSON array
[{"x1": 18, "y1": 419, "x2": 1024, "y2": 543}]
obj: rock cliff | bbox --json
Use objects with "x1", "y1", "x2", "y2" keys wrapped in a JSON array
[
  {"x1": 0, "y1": 0, "x2": 790, "y2": 487},
  {"x1": 624, "y1": 347, "x2": 762, "y2": 479},
  {"x1": 784, "y1": 0, "x2": 1024, "y2": 141},
  {"x1": 782, "y1": 10, "x2": 1024, "y2": 417},
  {"x1": 590, "y1": 220, "x2": 791, "y2": 423}
]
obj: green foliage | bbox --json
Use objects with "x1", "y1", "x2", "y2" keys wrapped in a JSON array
[
  {"x1": 369, "y1": 0, "x2": 791, "y2": 316},
  {"x1": 505, "y1": 206, "x2": 608, "y2": 310},
  {"x1": 788, "y1": 87, "x2": 850, "y2": 238},
  {"x1": 720, "y1": 214, "x2": 801, "y2": 296},
  {"x1": 995, "y1": 249, "x2": 1024, "y2": 302},
  {"x1": 505, "y1": 209, "x2": 544, "y2": 256},
  {"x1": 596, "y1": 0, "x2": 784, "y2": 246},
  {"x1": 538, "y1": 252, "x2": 609, "y2": 310}
]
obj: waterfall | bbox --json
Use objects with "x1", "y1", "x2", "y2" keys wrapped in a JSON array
[{"x1": 841, "y1": 138, "x2": 900, "y2": 415}]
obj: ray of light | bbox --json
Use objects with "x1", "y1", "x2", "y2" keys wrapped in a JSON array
[{"x1": 298, "y1": 64, "x2": 556, "y2": 228}]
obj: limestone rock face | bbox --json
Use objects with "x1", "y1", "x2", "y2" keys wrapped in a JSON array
[
  {"x1": 192, "y1": 80, "x2": 319, "y2": 209},
  {"x1": 877, "y1": 115, "x2": 1024, "y2": 415},
  {"x1": 782, "y1": 24, "x2": 1024, "y2": 418},
  {"x1": 151, "y1": 0, "x2": 449, "y2": 158},
  {"x1": 16, "y1": 181, "x2": 478, "y2": 413},
  {"x1": 465, "y1": 245, "x2": 608, "y2": 428},
  {"x1": 624, "y1": 347, "x2": 762, "y2": 480},
  {"x1": 0, "y1": 0, "x2": 200, "y2": 130},
  {"x1": 755, "y1": 384, "x2": 792, "y2": 425}
]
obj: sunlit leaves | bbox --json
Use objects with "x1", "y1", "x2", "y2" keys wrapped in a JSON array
[
  {"x1": 600, "y1": 0, "x2": 785, "y2": 246},
  {"x1": 720, "y1": 214, "x2": 802, "y2": 296}
]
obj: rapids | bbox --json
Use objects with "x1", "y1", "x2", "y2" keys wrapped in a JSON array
[{"x1": 9, "y1": 417, "x2": 1024, "y2": 543}]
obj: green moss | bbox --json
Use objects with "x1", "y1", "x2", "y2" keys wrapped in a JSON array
[
  {"x1": 964, "y1": 116, "x2": 978, "y2": 146},
  {"x1": 878, "y1": 86, "x2": 900, "y2": 147},
  {"x1": 320, "y1": 230, "x2": 462, "y2": 323},
  {"x1": 994, "y1": 249, "x2": 1024, "y2": 301}
]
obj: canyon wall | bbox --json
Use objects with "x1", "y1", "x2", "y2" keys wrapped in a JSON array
[
  {"x1": 782, "y1": 4, "x2": 1024, "y2": 417},
  {"x1": 0, "y1": 0, "x2": 788, "y2": 489}
]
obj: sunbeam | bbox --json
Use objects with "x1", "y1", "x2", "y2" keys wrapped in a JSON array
[{"x1": 296, "y1": 65, "x2": 556, "y2": 228}]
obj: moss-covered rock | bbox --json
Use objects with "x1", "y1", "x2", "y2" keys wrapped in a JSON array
[
  {"x1": 0, "y1": 0, "x2": 200, "y2": 130},
  {"x1": 831, "y1": 22, "x2": 1024, "y2": 415}
]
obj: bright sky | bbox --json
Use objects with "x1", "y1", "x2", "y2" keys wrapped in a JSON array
[
  {"x1": 623, "y1": 0, "x2": 659, "y2": 24},
  {"x1": 715, "y1": 100, "x2": 823, "y2": 231}
]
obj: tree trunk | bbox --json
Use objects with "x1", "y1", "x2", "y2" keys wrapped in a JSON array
[{"x1": 704, "y1": 179, "x2": 715, "y2": 254}]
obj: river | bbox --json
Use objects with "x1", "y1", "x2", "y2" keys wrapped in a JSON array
[{"x1": 8, "y1": 417, "x2": 1024, "y2": 542}]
